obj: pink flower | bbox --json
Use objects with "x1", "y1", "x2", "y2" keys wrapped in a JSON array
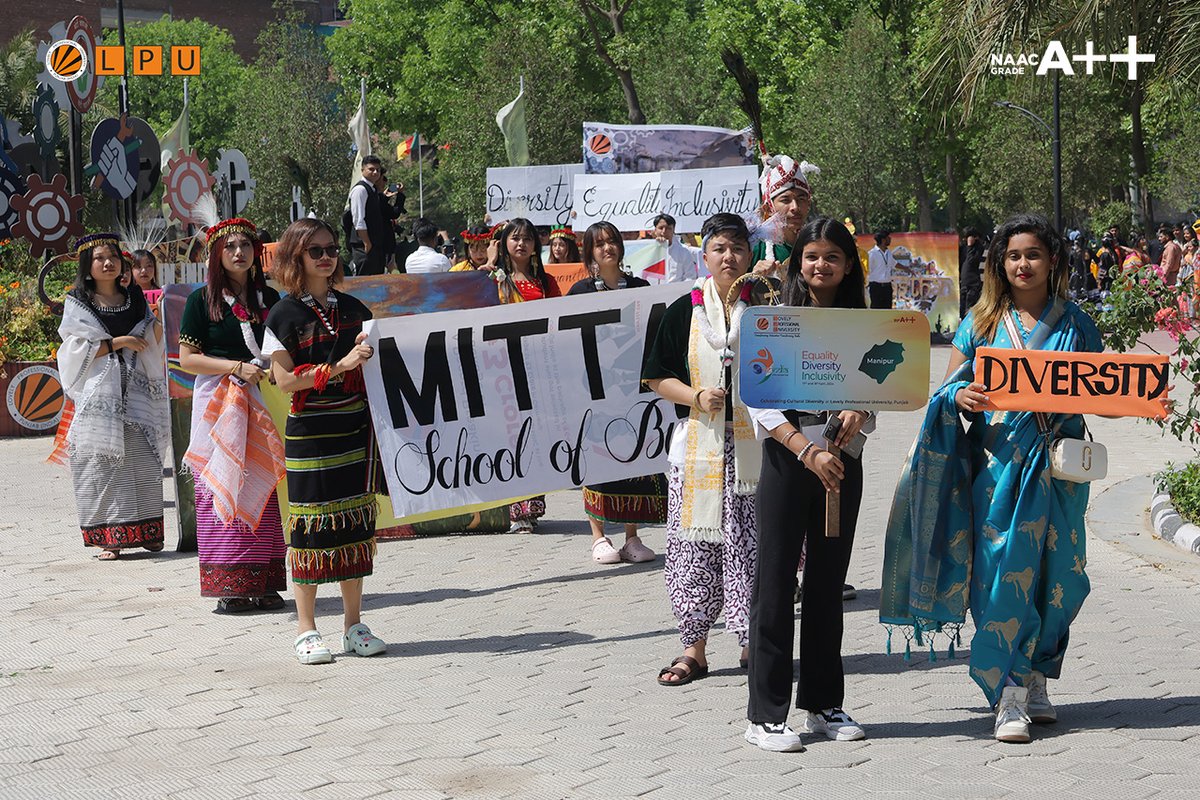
[{"x1": 690, "y1": 288, "x2": 704, "y2": 306}]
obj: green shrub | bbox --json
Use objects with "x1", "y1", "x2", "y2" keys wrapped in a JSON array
[{"x1": 1157, "y1": 460, "x2": 1200, "y2": 526}]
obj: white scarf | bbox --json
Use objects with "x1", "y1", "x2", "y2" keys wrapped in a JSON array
[
  {"x1": 57, "y1": 294, "x2": 170, "y2": 464},
  {"x1": 678, "y1": 277, "x2": 761, "y2": 542}
]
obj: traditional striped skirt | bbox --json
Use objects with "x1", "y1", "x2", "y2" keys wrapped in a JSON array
[
  {"x1": 283, "y1": 392, "x2": 377, "y2": 584},
  {"x1": 70, "y1": 422, "x2": 164, "y2": 550},
  {"x1": 195, "y1": 484, "x2": 287, "y2": 597},
  {"x1": 583, "y1": 474, "x2": 668, "y2": 524}
]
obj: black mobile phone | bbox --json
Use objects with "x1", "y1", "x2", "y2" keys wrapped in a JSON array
[{"x1": 823, "y1": 415, "x2": 866, "y2": 459}]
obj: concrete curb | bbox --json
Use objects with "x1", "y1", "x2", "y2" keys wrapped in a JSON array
[{"x1": 1150, "y1": 490, "x2": 1200, "y2": 556}]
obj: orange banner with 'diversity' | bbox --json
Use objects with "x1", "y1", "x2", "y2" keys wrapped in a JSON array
[{"x1": 976, "y1": 347, "x2": 1169, "y2": 418}]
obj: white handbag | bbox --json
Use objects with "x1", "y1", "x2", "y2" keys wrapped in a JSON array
[
  {"x1": 1049, "y1": 435, "x2": 1107, "y2": 483},
  {"x1": 1001, "y1": 313, "x2": 1107, "y2": 483}
]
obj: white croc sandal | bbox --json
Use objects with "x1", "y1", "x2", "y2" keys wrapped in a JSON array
[
  {"x1": 343, "y1": 623, "x2": 387, "y2": 656},
  {"x1": 294, "y1": 630, "x2": 333, "y2": 665}
]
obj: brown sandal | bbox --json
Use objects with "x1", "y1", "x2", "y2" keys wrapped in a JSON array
[{"x1": 657, "y1": 655, "x2": 708, "y2": 686}]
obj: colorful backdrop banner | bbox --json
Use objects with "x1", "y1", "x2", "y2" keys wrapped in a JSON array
[
  {"x1": 857, "y1": 232, "x2": 961, "y2": 339},
  {"x1": 362, "y1": 283, "x2": 691, "y2": 518},
  {"x1": 739, "y1": 307, "x2": 932, "y2": 411},
  {"x1": 976, "y1": 348, "x2": 1170, "y2": 418},
  {"x1": 485, "y1": 163, "x2": 583, "y2": 227},
  {"x1": 582, "y1": 122, "x2": 753, "y2": 174},
  {"x1": 573, "y1": 165, "x2": 760, "y2": 234}
]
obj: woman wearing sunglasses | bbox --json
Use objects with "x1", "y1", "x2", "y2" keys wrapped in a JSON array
[
  {"x1": 179, "y1": 218, "x2": 288, "y2": 615},
  {"x1": 262, "y1": 218, "x2": 387, "y2": 665}
]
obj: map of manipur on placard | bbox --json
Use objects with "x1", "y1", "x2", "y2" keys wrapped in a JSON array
[{"x1": 859, "y1": 340, "x2": 905, "y2": 384}]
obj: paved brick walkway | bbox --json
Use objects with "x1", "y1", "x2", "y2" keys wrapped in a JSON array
[{"x1": 1, "y1": 345, "x2": 1198, "y2": 799}]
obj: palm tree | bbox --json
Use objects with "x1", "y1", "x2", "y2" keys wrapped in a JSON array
[
  {"x1": 921, "y1": 0, "x2": 1199, "y2": 227},
  {"x1": 0, "y1": 28, "x2": 40, "y2": 128}
]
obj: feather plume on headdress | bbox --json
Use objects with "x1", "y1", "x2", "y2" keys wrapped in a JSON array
[
  {"x1": 721, "y1": 50, "x2": 765, "y2": 155},
  {"x1": 189, "y1": 191, "x2": 221, "y2": 233},
  {"x1": 118, "y1": 208, "x2": 167, "y2": 255}
]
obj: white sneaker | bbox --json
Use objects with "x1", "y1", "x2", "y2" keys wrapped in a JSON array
[
  {"x1": 294, "y1": 630, "x2": 332, "y2": 665},
  {"x1": 994, "y1": 686, "x2": 1032, "y2": 743},
  {"x1": 591, "y1": 537, "x2": 621, "y2": 564},
  {"x1": 1027, "y1": 671, "x2": 1057, "y2": 724},
  {"x1": 803, "y1": 708, "x2": 866, "y2": 741},
  {"x1": 342, "y1": 623, "x2": 387, "y2": 656},
  {"x1": 744, "y1": 722, "x2": 805, "y2": 752}
]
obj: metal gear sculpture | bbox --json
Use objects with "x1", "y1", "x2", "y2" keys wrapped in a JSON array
[
  {"x1": 9, "y1": 173, "x2": 85, "y2": 258},
  {"x1": 164, "y1": 151, "x2": 215, "y2": 225},
  {"x1": 32, "y1": 84, "x2": 61, "y2": 159}
]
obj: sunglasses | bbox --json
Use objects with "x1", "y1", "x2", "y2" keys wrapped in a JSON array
[{"x1": 306, "y1": 245, "x2": 340, "y2": 260}]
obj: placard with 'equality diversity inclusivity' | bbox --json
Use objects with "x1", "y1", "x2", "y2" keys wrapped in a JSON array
[{"x1": 738, "y1": 308, "x2": 932, "y2": 411}]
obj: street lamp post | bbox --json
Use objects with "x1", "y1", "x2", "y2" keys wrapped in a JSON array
[{"x1": 995, "y1": 73, "x2": 1062, "y2": 233}]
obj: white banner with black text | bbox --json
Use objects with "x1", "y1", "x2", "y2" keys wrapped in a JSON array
[
  {"x1": 485, "y1": 163, "x2": 584, "y2": 227},
  {"x1": 362, "y1": 284, "x2": 691, "y2": 518},
  {"x1": 572, "y1": 165, "x2": 761, "y2": 233}
]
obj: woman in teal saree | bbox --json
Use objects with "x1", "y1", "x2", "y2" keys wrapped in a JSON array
[{"x1": 882, "y1": 214, "x2": 1104, "y2": 743}]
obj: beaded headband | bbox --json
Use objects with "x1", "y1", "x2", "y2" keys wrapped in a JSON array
[
  {"x1": 549, "y1": 227, "x2": 576, "y2": 241},
  {"x1": 461, "y1": 228, "x2": 492, "y2": 242},
  {"x1": 206, "y1": 217, "x2": 259, "y2": 245},
  {"x1": 74, "y1": 233, "x2": 121, "y2": 257}
]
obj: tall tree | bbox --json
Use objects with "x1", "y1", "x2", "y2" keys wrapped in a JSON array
[
  {"x1": 578, "y1": 0, "x2": 646, "y2": 124},
  {"x1": 920, "y1": 0, "x2": 1193, "y2": 227}
]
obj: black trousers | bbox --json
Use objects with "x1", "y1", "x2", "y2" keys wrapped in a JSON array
[
  {"x1": 350, "y1": 245, "x2": 386, "y2": 276},
  {"x1": 747, "y1": 437, "x2": 862, "y2": 723},
  {"x1": 868, "y1": 281, "x2": 893, "y2": 309}
]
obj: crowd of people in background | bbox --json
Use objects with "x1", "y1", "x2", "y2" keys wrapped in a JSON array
[
  {"x1": 960, "y1": 218, "x2": 1200, "y2": 316},
  {"x1": 49, "y1": 141, "x2": 1192, "y2": 754}
]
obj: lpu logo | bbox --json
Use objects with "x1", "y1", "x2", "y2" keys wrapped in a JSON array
[
  {"x1": 45, "y1": 40, "x2": 87, "y2": 81},
  {"x1": 46, "y1": 40, "x2": 200, "y2": 80}
]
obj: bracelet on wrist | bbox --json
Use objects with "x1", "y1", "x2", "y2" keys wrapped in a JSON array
[
  {"x1": 797, "y1": 441, "x2": 816, "y2": 466},
  {"x1": 692, "y1": 388, "x2": 704, "y2": 411},
  {"x1": 781, "y1": 430, "x2": 800, "y2": 450}
]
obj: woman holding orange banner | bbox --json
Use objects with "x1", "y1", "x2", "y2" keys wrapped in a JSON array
[
  {"x1": 179, "y1": 218, "x2": 287, "y2": 614},
  {"x1": 882, "y1": 213, "x2": 1104, "y2": 745}
]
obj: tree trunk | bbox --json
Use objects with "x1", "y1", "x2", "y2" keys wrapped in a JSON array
[
  {"x1": 911, "y1": 146, "x2": 933, "y2": 231},
  {"x1": 580, "y1": 0, "x2": 647, "y2": 126},
  {"x1": 617, "y1": 67, "x2": 646, "y2": 125},
  {"x1": 945, "y1": 148, "x2": 960, "y2": 233},
  {"x1": 1130, "y1": 81, "x2": 1151, "y2": 228}
]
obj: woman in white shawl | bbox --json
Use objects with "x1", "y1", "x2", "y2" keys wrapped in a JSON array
[
  {"x1": 643, "y1": 213, "x2": 767, "y2": 685},
  {"x1": 57, "y1": 233, "x2": 169, "y2": 560}
]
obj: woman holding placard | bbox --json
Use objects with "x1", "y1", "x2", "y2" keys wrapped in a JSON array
[
  {"x1": 568, "y1": 221, "x2": 665, "y2": 565},
  {"x1": 882, "y1": 213, "x2": 1104, "y2": 744},
  {"x1": 643, "y1": 212, "x2": 771, "y2": 687},
  {"x1": 263, "y1": 218, "x2": 387, "y2": 665},
  {"x1": 743, "y1": 217, "x2": 871, "y2": 752}
]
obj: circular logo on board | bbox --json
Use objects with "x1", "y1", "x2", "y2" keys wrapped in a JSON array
[
  {"x1": 45, "y1": 39, "x2": 87, "y2": 82},
  {"x1": 755, "y1": 316, "x2": 770, "y2": 331},
  {"x1": 5, "y1": 365, "x2": 64, "y2": 430}
]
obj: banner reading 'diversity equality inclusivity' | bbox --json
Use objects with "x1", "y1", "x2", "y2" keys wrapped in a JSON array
[{"x1": 361, "y1": 283, "x2": 690, "y2": 519}]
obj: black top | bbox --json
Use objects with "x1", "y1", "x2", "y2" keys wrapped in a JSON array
[
  {"x1": 179, "y1": 286, "x2": 281, "y2": 360},
  {"x1": 566, "y1": 274, "x2": 651, "y2": 295},
  {"x1": 641, "y1": 293, "x2": 696, "y2": 419},
  {"x1": 264, "y1": 290, "x2": 373, "y2": 371},
  {"x1": 69, "y1": 285, "x2": 148, "y2": 337}
]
